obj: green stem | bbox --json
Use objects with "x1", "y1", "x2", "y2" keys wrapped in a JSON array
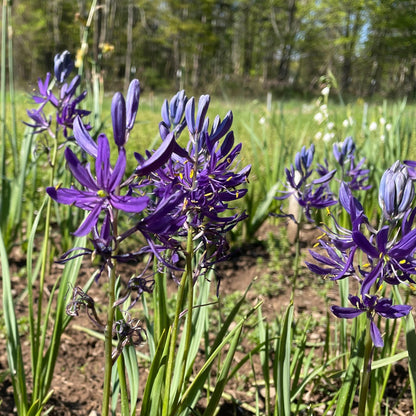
[
  {"x1": 32, "y1": 135, "x2": 58, "y2": 401},
  {"x1": 162, "y1": 227, "x2": 193, "y2": 416},
  {"x1": 117, "y1": 353, "x2": 130, "y2": 416},
  {"x1": 170, "y1": 231, "x2": 194, "y2": 413},
  {"x1": 357, "y1": 319, "x2": 373, "y2": 416},
  {"x1": 102, "y1": 261, "x2": 117, "y2": 416}
]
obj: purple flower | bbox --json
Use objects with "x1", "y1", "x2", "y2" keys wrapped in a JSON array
[
  {"x1": 353, "y1": 225, "x2": 416, "y2": 295},
  {"x1": 112, "y1": 92, "x2": 127, "y2": 147},
  {"x1": 26, "y1": 59, "x2": 90, "y2": 139},
  {"x1": 126, "y1": 79, "x2": 140, "y2": 131},
  {"x1": 331, "y1": 294, "x2": 411, "y2": 347},
  {"x1": 379, "y1": 161, "x2": 414, "y2": 221},
  {"x1": 295, "y1": 144, "x2": 315, "y2": 177},
  {"x1": 133, "y1": 94, "x2": 250, "y2": 271},
  {"x1": 306, "y1": 240, "x2": 356, "y2": 281},
  {"x1": 46, "y1": 134, "x2": 148, "y2": 236},
  {"x1": 54, "y1": 50, "x2": 74, "y2": 83}
]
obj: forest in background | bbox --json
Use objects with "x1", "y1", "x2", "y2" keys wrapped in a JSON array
[{"x1": 7, "y1": 0, "x2": 416, "y2": 99}]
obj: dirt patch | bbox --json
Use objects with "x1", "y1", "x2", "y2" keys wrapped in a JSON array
[{"x1": 0, "y1": 222, "x2": 414, "y2": 415}]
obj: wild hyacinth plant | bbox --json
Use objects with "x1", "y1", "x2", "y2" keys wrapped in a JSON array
[
  {"x1": 46, "y1": 79, "x2": 251, "y2": 414},
  {"x1": 306, "y1": 160, "x2": 416, "y2": 415},
  {"x1": 1, "y1": 51, "x2": 93, "y2": 415}
]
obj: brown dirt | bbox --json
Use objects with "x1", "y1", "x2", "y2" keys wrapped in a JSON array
[{"x1": 0, "y1": 222, "x2": 414, "y2": 415}]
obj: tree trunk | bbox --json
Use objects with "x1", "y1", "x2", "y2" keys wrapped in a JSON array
[{"x1": 124, "y1": 0, "x2": 133, "y2": 91}]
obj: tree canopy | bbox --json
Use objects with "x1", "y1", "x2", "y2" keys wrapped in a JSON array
[{"x1": 6, "y1": 0, "x2": 416, "y2": 98}]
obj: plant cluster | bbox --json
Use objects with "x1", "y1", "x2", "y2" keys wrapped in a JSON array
[
  {"x1": 280, "y1": 134, "x2": 416, "y2": 414},
  {"x1": 32, "y1": 51, "x2": 250, "y2": 415}
]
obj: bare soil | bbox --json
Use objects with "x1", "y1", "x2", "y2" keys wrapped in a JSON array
[{"x1": 0, "y1": 223, "x2": 414, "y2": 415}]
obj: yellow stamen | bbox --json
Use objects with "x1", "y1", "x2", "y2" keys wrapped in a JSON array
[{"x1": 97, "y1": 190, "x2": 108, "y2": 198}]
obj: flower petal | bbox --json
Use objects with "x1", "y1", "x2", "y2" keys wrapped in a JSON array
[
  {"x1": 330, "y1": 305, "x2": 363, "y2": 319},
  {"x1": 74, "y1": 116, "x2": 98, "y2": 158},
  {"x1": 64, "y1": 148, "x2": 98, "y2": 190},
  {"x1": 73, "y1": 202, "x2": 104, "y2": 237},
  {"x1": 135, "y1": 132, "x2": 176, "y2": 176}
]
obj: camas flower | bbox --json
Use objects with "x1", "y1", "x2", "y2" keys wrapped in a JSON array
[
  {"x1": 353, "y1": 225, "x2": 416, "y2": 295},
  {"x1": 54, "y1": 50, "x2": 74, "y2": 83},
  {"x1": 379, "y1": 161, "x2": 414, "y2": 221},
  {"x1": 132, "y1": 93, "x2": 250, "y2": 272},
  {"x1": 46, "y1": 134, "x2": 148, "y2": 236},
  {"x1": 277, "y1": 144, "x2": 337, "y2": 222},
  {"x1": 26, "y1": 53, "x2": 90, "y2": 139},
  {"x1": 331, "y1": 294, "x2": 411, "y2": 347}
]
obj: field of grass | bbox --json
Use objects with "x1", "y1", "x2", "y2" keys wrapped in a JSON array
[{"x1": 2, "y1": 77, "x2": 416, "y2": 416}]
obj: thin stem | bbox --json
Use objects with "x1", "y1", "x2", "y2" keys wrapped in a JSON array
[
  {"x1": 357, "y1": 319, "x2": 373, "y2": 416},
  {"x1": 170, "y1": 231, "x2": 194, "y2": 413},
  {"x1": 162, "y1": 226, "x2": 193, "y2": 416},
  {"x1": 32, "y1": 135, "x2": 58, "y2": 401},
  {"x1": 102, "y1": 261, "x2": 117, "y2": 416}
]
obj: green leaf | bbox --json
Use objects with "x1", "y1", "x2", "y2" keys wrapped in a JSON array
[
  {"x1": 334, "y1": 331, "x2": 365, "y2": 416},
  {"x1": 0, "y1": 228, "x2": 28, "y2": 414},
  {"x1": 405, "y1": 313, "x2": 416, "y2": 412}
]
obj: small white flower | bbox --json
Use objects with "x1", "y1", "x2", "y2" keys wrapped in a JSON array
[
  {"x1": 259, "y1": 116, "x2": 266, "y2": 125},
  {"x1": 321, "y1": 86, "x2": 330, "y2": 96},
  {"x1": 320, "y1": 104, "x2": 328, "y2": 113},
  {"x1": 369, "y1": 121, "x2": 377, "y2": 132},
  {"x1": 323, "y1": 133, "x2": 332, "y2": 142},
  {"x1": 327, "y1": 121, "x2": 335, "y2": 130},
  {"x1": 342, "y1": 119, "x2": 349, "y2": 128},
  {"x1": 386, "y1": 123, "x2": 392, "y2": 132},
  {"x1": 379, "y1": 117, "x2": 386, "y2": 125},
  {"x1": 314, "y1": 112, "x2": 324, "y2": 124},
  {"x1": 315, "y1": 131, "x2": 322, "y2": 140},
  {"x1": 380, "y1": 134, "x2": 385, "y2": 142}
]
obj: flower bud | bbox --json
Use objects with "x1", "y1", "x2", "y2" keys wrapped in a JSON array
[
  {"x1": 379, "y1": 161, "x2": 414, "y2": 220},
  {"x1": 294, "y1": 144, "x2": 315, "y2": 175},
  {"x1": 126, "y1": 79, "x2": 140, "y2": 131},
  {"x1": 54, "y1": 51, "x2": 74, "y2": 83},
  {"x1": 111, "y1": 92, "x2": 126, "y2": 147},
  {"x1": 333, "y1": 136, "x2": 355, "y2": 166}
]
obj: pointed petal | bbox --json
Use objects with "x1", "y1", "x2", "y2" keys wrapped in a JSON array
[
  {"x1": 370, "y1": 320, "x2": 384, "y2": 347},
  {"x1": 352, "y1": 230, "x2": 379, "y2": 258},
  {"x1": 330, "y1": 305, "x2": 363, "y2": 319},
  {"x1": 126, "y1": 79, "x2": 140, "y2": 130},
  {"x1": 108, "y1": 148, "x2": 126, "y2": 191},
  {"x1": 110, "y1": 195, "x2": 149, "y2": 213},
  {"x1": 73, "y1": 116, "x2": 98, "y2": 158},
  {"x1": 135, "y1": 132, "x2": 176, "y2": 176},
  {"x1": 96, "y1": 134, "x2": 111, "y2": 189},
  {"x1": 73, "y1": 203, "x2": 103, "y2": 237},
  {"x1": 65, "y1": 148, "x2": 98, "y2": 190}
]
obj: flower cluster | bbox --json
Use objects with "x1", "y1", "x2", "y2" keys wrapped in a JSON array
[
  {"x1": 26, "y1": 51, "x2": 90, "y2": 140},
  {"x1": 42, "y1": 53, "x2": 250, "y2": 352},
  {"x1": 307, "y1": 162, "x2": 415, "y2": 347},
  {"x1": 277, "y1": 136, "x2": 370, "y2": 224}
]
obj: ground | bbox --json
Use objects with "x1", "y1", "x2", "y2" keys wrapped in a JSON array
[{"x1": 0, "y1": 222, "x2": 414, "y2": 415}]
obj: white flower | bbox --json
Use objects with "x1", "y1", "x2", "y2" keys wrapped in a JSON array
[
  {"x1": 315, "y1": 131, "x2": 322, "y2": 140},
  {"x1": 321, "y1": 86, "x2": 330, "y2": 96},
  {"x1": 380, "y1": 134, "x2": 385, "y2": 142},
  {"x1": 320, "y1": 104, "x2": 328, "y2": 113},
  {"x1": 342, "y1": 119, "x2": 350, "y2": 128},
  {"x1": 369, "y1": 121, "x2": 377, "y2": 132},
  {"x1": 386, "y1": 123, "x2": 392, "y2": 132},
  {"x1": 314, "y1": 112, "x2": 324, "y2": 124},
  {"x1": 259, "y1": 116, "x2": 266, "y2": 125},
  {"x1": 327, "y1": 121, "x2": 335, "y2": 130},
  {"x1": 323, "y1": 133, "x2": 332, "y2": 142},
  {"x1": 379, "y1": 117, "x2": 386, "y2": 125}
]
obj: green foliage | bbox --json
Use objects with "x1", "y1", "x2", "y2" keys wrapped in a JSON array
[{"x1": 5, "y1": 0, "x2": 416, "y2": 97}]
